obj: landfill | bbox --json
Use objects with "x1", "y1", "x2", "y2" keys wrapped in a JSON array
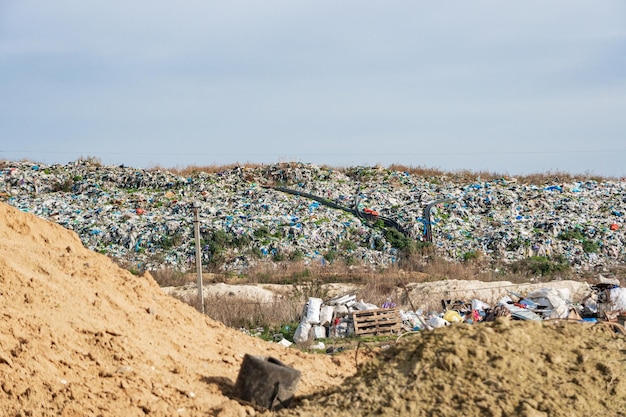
[
  {"x1": 2, "y1": 195, "x2": 626, "y2": 416},
  {"x1": 1, "y1": 159, "x2": 625, "y2": 275}
]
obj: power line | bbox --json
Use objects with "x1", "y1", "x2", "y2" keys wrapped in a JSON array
[{"x1": 2, "y1": 149, "x2": 626, "y2": 157}]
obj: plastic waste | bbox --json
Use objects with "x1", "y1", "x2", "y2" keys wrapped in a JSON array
[
  {"x1": 442, "y1": 310, "x2": 462, "y2": 323},
  {"x1": 2, "y1": 160, "x2": 625, "y2": 275}
]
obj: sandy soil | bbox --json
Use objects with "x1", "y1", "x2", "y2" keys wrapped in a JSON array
[
  {"x1": 278, "y1": 319, "x2": 626, "y2": 417},
  {"x1": 0, "y1": 202, "x2": 357, "y2": 416},
  {"x1": 1, "y1": 201, "x2": 625, "y2": 417}
]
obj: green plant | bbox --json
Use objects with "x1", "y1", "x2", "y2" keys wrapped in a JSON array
[
  {"x1": 324, "y1": 250, "x2": 338, "y2": 263},
  {"x1": 384, "y1": 228, "x2": 414, "y2": 252},
  {"x1": 161, "y1": 233, "x2": 183, "y2": 250},
  {"x1": 558, "y1": 228, "x2": 584, "y2": 241},
  {"x1": 509, "y1": 256, "x2": 570, "y2": 276},
  {"x1": 253, "y1": 226, "x2": 271, "y2": 239},
  {"x1": 462, "y1": 250, "x2": 481, "y2": 262},
  {"x1": 249, "y1": 246, "x2": 263, "y2": 259},
  {"x1": 289, "y1": 249, "x2": 305, "y2": 261},
  {"x1": 340, "y1": 240, "x2": 357, "y2": 251},
  {"x1": 582, "y1": 240, "x2": 599, "y2": 253},
  {"x1": 272, "y1": 250, "x2": 285, "y2": 262},
  {"x1": 232, "y1": 234, "x2": 252, "y2": 248}
]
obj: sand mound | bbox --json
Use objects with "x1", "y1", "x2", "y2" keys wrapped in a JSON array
[
  {"x1": 280, "y1": 320, "x2": 626, "y2": 417},
  {"x1": 0, "y1": 202, "x2": 357, "y2": 416}
]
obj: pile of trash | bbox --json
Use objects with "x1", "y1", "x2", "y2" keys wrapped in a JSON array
[
  {"x1": 1, "y1": 159, "x2": 625, "y2": 274},
  {"x1": 292, "y1": 294, "x2": 380, "y2": 346},
  {"x1": 283, "y1": 276, "x2": 626, "y2": 348}
]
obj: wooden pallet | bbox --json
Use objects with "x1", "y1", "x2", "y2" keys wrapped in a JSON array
[{"x1": 352, "y1": 308, "x2": 401, "y2": 336}]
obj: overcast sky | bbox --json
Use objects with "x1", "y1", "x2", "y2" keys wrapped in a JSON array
[{"x1": 1, "y1": 1, "x2": 625, "y2": 176}]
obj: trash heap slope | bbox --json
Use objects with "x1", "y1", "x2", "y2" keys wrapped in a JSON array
[
  {"x1": 2, "y1": 160, "x2": 625, "y2": 275},
  {"x1": 278, "y1": 319, "x2": 626, "y2": 417},
  {"x1": 0, "y1": 202, "x2": 356, "y2": 416}
]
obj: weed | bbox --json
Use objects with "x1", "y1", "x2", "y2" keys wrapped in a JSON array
[
  {"x1": 384, "y1": 227, "x2": 414, "y2": 252},
  {"x1": 161, "y1": 233, "x2": 183, "y2": 250},
  {"x1": 509, "y1": 256, "x2": 571, "y2": 276},
  {"x1": 253, "y1": 226, "x2": 271, "y2": 239},
  {"x1": 340, "y1": 240, "x2": 357, "y2": 251},
  {"x1": 150, "y1": 266, "x2": 192, "y2": 287},
  {"x1": 462, "y1": 250, "x2": 481, "y2": 262},
  {"x1": 272, "y1": 250, "x2": 285, "y2": 262},
  {"x1": 289, "y1": 249, "x2": 305, "y2": 261},
  {"x1": 324, "y1": 250, "x2": 338, "y2": 263},
  {"x1": 249, "y1": 246, "x2": 263, "y2": 259},
  {"x1": 582, "y1": 240, "x2": 599, "y2": 253},
  {"x1": 558, "y1": 229, "x2": 585, "y2": 241},
  {"x1": 290, "y1": 280, "x2": 330, "y2": 301}
]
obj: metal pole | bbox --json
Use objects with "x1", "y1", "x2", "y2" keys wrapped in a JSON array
[{"x1": 193, "y1": 202, "x2": 205, "y2": 314}]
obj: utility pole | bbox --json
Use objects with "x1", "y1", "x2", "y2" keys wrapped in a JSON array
[{"x1": 193, "y1": 202, "x2": 205, "y2": 314}]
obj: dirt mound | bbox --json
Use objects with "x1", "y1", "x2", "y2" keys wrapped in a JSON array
[
  {"x1": 0, "y1": 202, "x2": 357, "y2": 416},
  {"x1": 279, "y1": 319, "x2": 626, "y2": 417}
]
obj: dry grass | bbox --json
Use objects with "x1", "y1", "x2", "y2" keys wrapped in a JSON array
[
  {"x1": 145, "y1": 162, "x2": 618, "y2": 185},
  {"x1": 150, "y1": 266, "x2": 196, "y2": 287},
  {"x1": 149, "y1": 162, "x2": 267, "y2": 176},
  {"x1": 160, "y1": 251, "x2": 606, "y2": 333},
  {"x1": 385, "y1": 164, "x2": 618, "y2": 183},
  {"x1": 2, "y1": 158, "x2": 618, "y2": 185},
  {"x1": 215, "y1": 250, "x2": 568, "y2": 288},
  {"x1": 183, "y1": 293, "x2": 302, "y2": 330}
]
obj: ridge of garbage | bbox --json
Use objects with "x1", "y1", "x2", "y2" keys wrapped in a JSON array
[{"x1": 1, "y1": 159, "x2": 624, "y2": 275}]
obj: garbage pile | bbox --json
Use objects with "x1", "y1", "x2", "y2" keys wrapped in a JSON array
[
  {"x1": 285, "y1": 278, "x2": 626, "y2": 347},
  {"x1": 1, "y1": 159, "x2": 625, "y2": 274},
  {"x1": 292, "y1": 294, "x2": 382, "y2": 346},
  {"x1": 416, "y1": 277, "x2": 626, "y2": 328}
]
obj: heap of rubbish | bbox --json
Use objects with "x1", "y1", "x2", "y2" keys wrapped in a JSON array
[
  {"x1": 1, "y1": 159, "x2": 625, "y2": 274},
  {"x1": 283, "y1": 276, "x2": 626, "y2": 349}
]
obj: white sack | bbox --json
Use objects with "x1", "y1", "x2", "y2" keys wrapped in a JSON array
[
  {"x1": 305, "y1": 297, "x2": 323, "y2": 324},
  {"x1": 319, "y1": 305, "x2": 334, "y2": 326},
  {"x1": 293, "y1": 321, "x2": 312, "y2": 344}
]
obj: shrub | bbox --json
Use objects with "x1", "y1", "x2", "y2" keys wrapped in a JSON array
[
  {"x1": 324, "y1": 250, "x2": 338, "y2": 263},
  {"x1": 340, "y1": 240, "x2": 357, "y2": 251},
  {"x1": 462, "y1": 250, "x2": 481, "y2": 262},
  {"x1": 150, "y1": 266, "x2": 191, "y2": 287},
  {"x1": 289, "y1": 249, "x2": 305, "y2": 261},
  {"x1": 384, "y1": 227, "x2": 414, "y2": 252},
  {"x1": 161, "y1": 233, "x2": 183, "y2": 250},
  {"x1": 558, "y1": 228, "x2": 585, "y2": 241},
  {"x1": 272, "y1": 250, "x2": 285, "y2": 262},
  {"x1": 582, "y1": 240, "x2": 599, "y2": 253},
  {"x1": 509, "y1": 256, "x2": 570, "y2": 276},
  {"x1": 253, "y1": 226, "x2": 271, "y2": 239}
]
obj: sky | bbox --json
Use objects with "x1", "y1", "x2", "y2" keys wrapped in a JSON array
[{"x1": 1, "y1": 1, "x2": 625, "y2": 177}]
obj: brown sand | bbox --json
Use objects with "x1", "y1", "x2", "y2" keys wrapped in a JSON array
[
  {"x1": 278, "y1": 320, "x2": 626, "y2": 417},
  {"x1": 2, "y1": 201, "x2": 626, "y2": 417},
  {"x1": 0, "y1": 202, "x2": 355, "y2": 416}
]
